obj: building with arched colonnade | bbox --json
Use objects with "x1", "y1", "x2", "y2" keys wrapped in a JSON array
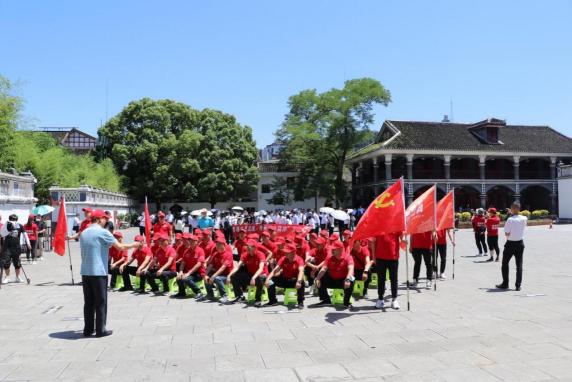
[{"x1": 346, "y1": 118, "x2": 572, "y2": 213}]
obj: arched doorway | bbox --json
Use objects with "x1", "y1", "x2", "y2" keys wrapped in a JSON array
[
  {"x1": 451, "y1": 158, "x2": 480, "y2": 179},
  {"x1": 455, "y1": 186, "x2": 480, "y2": 211},
  {"x1": 413, "y1": 185, "x2": 446, "y2": 200},
  {"x1": 486, "y1": 186, "x2": 514, "y2": 210},
  {"x1": 521, "y1": 185, "x2": 551, "y2": 211}
]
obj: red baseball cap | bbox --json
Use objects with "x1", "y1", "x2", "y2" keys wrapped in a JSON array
[
  {"x1": 315, "y1": 237, "x2": 326, "y2": 245},
  {"x1": 202, "y1": 229, "x2": 212, "y2": 236},
  {"x1": 329, "y1": 233, "x2": 340, "y2": 241},
  {"x1": 188, "y1": 234, "x2": 199, "y2": 241},
  {"x1": 267, "y1": 225, "x2": 276, "y2": 231},
  {"x1": 152, "y1": 233, "x2": 161, "y2": 241},
  {"x1": 28, "y1": 214, "x2": 35, "y2": 219},
  {"x1": 330, "y1": 241, "x2": 344, "y2": 250},
  {"x1": 283, "y1": 244, "x2": 296, "y2": 254},
  {"x1": 247, "y1": 233, "x2": 259, "y2": 240},
  {"x1": 261, "y1": 231, "x2": 270, "y2": 238},
  {"x1": 274, "y1": 237, "x2": 285, "y2": 244},
  {"x1": 91, "y1": 210, "x2": 107, "y2": 219},
  {"x1": 238, "y1": 228, "x2": 247, "y2": 233},
  {"x1": 158, "y1": 211, "x2": 165, "y2": 217},
  {"x1": 113, "y1": 231, "x2": 123, "y2": 238},
  {"x1": 193, "y1": 228, "x2": 202, "y2": 235},
  {"x1": 310, "y1": 233, "x2": 318, "y2": 239},
  {"x1": 82, "y1": 207, "x2": 92, "y2": 213},
  {"x1": 246, "y1": 239, "x2": 258, "y2": 247},
  {"x1": 215, "y1": 237, "x2": 226, "y2": 244},
  {"x1": 158, "y1": 233, "x2": 169, "y2": 241},
  {"x1": 488, "y1": 208, "x2": 497, "y2": 214},
  {"x1": 319, "y1": 230, "x2": 328, "y2": 237},
  {"x1": 182, "y1": 233, "x2": 191, "y2": 239},
  {"x1": 175, "y1": 233, "x2": 183, "y2": 240},
  {"x1": 134, "y1": 235, "x2": 145, "y2": 242},
  {"x1": 342, "y1": 230, "x2": 352, "y2": 236}
]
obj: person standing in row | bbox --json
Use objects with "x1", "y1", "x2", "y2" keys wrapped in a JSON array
[
  {"x1": 24, "y1": 214, "x2": 38, "y2": 264},
  {"x1": 435, "y1": 228, "x2": 454, "y2": 278},
  {"x1": 472, "y1": 208, "x2": 488, "y2": 257},
  {"x1": 410, "y1": 230, "x2": 433, "y2": 289},
  {"x1": 374, "y1": 232, "x2": 401, "y2": 309},
  {"x1": 79, "y1": 209, "x2": 141, "y2": 338},
  {"x1": 496, "y1": 202, "x2": 527, "y2": 291},
  {"x1": 486, "y1": 208, "x2": 501, "y2": 262}
]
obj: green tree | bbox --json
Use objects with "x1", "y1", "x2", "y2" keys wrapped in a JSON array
[
  {"x1": 265, "y1": 177, "x2": 293, "y2": 208},
  {"x1": 96, "y1": 99, "x2": 259, "y2": 208},
  {"x1": 0, "y1": 75, "x2": 21, "y2": 170},
  {"x1": 276, "y1": 78, "x2": 391, "y2": 206}
]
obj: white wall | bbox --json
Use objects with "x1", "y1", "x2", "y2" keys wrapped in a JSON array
[
  {"x1": 558, "y1": 178, "x2": 572, "y2": 219},
  {"x1": 0, "y1": 203, "x2": 36, "y2": 226}
]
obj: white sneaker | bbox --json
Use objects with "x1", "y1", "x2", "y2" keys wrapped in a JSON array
[
  {"x1": 15, "y1": 277, "x2": 24, "y2": 283},
  {"x1": 1, "y1": 278, "x2": 8, "y2": 284},
  {"x1": 32, "y1": 261, "x2": 37, "y2": 265},
  {"x1": 426, "y1": 280, "x2": 433, "y2": 289},
  {"x1": 391, "y1": 299, "x2": 400, "y2": 310},
  {"x1": 375, "y1": 299, "x2": 385, "y2": 309},
  {"x1": 440, "y1": 273, "x2": 447, "y2": 279},
  {"x1": 410, "y1": 280, "x2": 418, "y2": 288}
]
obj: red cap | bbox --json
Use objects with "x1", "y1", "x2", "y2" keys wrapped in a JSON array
[
  {"x1": 294, "y1": 227, "x2": 302, "y2": 234},
  {"x1": 202, "y1": 229, "x2": 212, "y2": 236},
  {"x1": 28, "y1": 214, "x2": 35, "y2": 219},
  {"x1": 175, "y1": 233, "x2": 183, "y2": 240},
  {"x1": 315, "y1": 237, "x2": 326, "y2": 245},
  {"x1": 238, "y1": 228, "x2": 246, "y2": 233},
  {"x1": 247, "y1": 233, "x2": 259, "y2": 240},
  {"x1": 330, "y1": 241, "x2": 344, "y2": 250},
  {"x1": 182, "y1": 233, "x2": 191, "y2": 239},
  {"x1": 283, "y1": 244, "x2": 296, "y2": 254},
  {"x1": 152, "y1": 233, "x2": 161, "y2": 241},
  {"x1": 134, "y1": 235, "x2": 145, "y2": 242},
  {"x1": 193, "y1": 228, "x2": 202, "y2": 235},
  {"x1": 342, "y1": 230, "x2": 352, "y2": 236},
  {"x1": 158, "y1": 233, "x2": 169, "y2": 241},
  {"x1": 113, "y1": 231, "x2": 123, "y2": 238},
  {"x1": 261, "y1": 231, "x2": 270, "y2": 238},
  {"x1": 91, "y1": 210, "x2": 107, "y2": 219},
  {"x1": 294, "y1": 235, "x2": 305, "y2": 243},
  {"x1": 274, "y1": 237, "x2": 285, "y2": 244},
  {"x1": 82, "y1": 207, "x2": 92, "y2": 213},
  {"x1": 246, "y1": 239, "x2": 258, "y2": 247},
  {"x1": 215, "y1": 237, "x2": 226, "y2": 244},
  {"x1": 319, "y1": 230, "x2": 329, "y2": 237},
  {"x1": 488, "y1": 207, "x2": 497, "y2": 214},
  {"x1": 329, "y1": 233, "x2": 340, "y2": 241},
  {"x1": 215, "y1": 231, "x2": 225, "y2": 238},
  {"x1": 158, "y1": 211, "x2": 165, "y2": 217},
  {"x1": 310, "y1": 233, "x2": 318, "y2": 239},
  {"x1": 188, "y1": 234, "x2": 199, "y2": 241},
  {"x1": 285, "y1": 236, "x2": 294, "y2": 244}
]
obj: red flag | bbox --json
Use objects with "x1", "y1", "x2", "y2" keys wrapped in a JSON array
[
  {"x1": 53, "y1": 196, "x2": 68, "y2": 256},
  {"x1": 437, "y1": 190, "x2": 455, "y2": 231},
  {"x1": 352, "y1": 178, "x2": 406, "y2": 242},
  {"x1": 144, "y1": 197, "x2": 151, "y2": 247},
  {"x1": 405, "y1": 185, "x2": 436, "y2": 234}
]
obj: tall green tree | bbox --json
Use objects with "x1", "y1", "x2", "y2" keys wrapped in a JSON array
[
  {"x1": 265, "y1": 177, "x2": 293, "y2": 208},
  {"x1": 276, "y1": 78, "x2": 391, "y2": 206},
  {"x1": 96, "y1": 99, "x2": 259, "y2": 208},
  {"x1": 0, "y1": 75, "x2": 21, "y2": 170}
]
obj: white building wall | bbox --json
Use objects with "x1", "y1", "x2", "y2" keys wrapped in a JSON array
[
  {"x1": 258, "y1": 171, "x2": 327, "y2": 212},
  {"x1": 558, "y1": 165, "x2": 572, "y2": 219},
  {"x1": 0, "y1": 171, "x2": 37, "y2": 224}
]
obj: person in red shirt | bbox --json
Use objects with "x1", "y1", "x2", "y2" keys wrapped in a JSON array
[
  {"x1": 228, "y1": 239, "x2": 268, "y2": 307},
  {"x1": 265, "y1": 244, "x2": 305, "y2": 308},
  {"x1": 146, "y1": 233, "x2": 177, "y2": 294},
  {"x1": 305, "y1": 237, "x2": 329, "y2": 287},
  {"x1": 204, "y1": 237, "x2": 234, "y2": 303},
  {"x1": 108, "y1": 231, "x2": 129, "y2": 289},
  {"x1": 24, "y1": 214, "x2": 38, "y2": 263},
  {"x1": 200, "y1": 229, "x2": 216, "y2": 263},
  {"x1": 174, "y1": 233, "x2": 183, "y2": 251},
  {"x1": 118, "y1": 235, "x2": 150, "y2": 292},
  {"x1": 435, "y1": 229, "x2": 454, "y2": 278},
  {"x1": 267, "y1": 225, "x2": 277, "y2": 241},
  {"x1": 349, "y1": 239, "x2": 372, "y2": 287},
  {"x1": 294, "y1": 235, "x2": 310, "y2": 261},
  {"x1": 471, "y1": 209, "x2": 488, "y2": 257},
  {"x1": 273, "y1": 237, "x2": 286, "y2": 262},
  {"x1": 410, "y1": 231, "x2": 433, "y2": 288},
  {"x1": 175, "y1": 234, "x2": 206, "y2": 299},
  {"x1": 175, "y1": 233, "x2": 189, "y2": 265},
  {"x1": 308, "y1": 233, "x2": 318, "y2": 249},
  {"x1": 319, "y1": 229, "x2": 329, "y2": 239},
  {"x1": 342, "y1": 230, "x2": 352, "y2": 251},
  {"x1": 373, "y1": 232, "x2": 402, "y2": 309},
  {"x1": 260, "y1": 231, "x2": 277, "y2": 261},
  {"x1": 68, "y1": 207, "x2": 93, "y2": 241},
  {"x1": 486, "y1": 207, "x2": 501, "y2": 262},
  {"x1": 315, "y1": 241, "x2": 355, "y2": 309},
  {"x1": 233, "y1": 228, "x2": 247, "y2": 259},
  {"x1": 153, "y1": 211, "x2": 173, "y2": 242}
]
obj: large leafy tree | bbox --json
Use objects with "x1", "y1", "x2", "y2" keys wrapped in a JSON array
[
  {"x1": 276, "y1": 78, "x2": 391, "y2": 207},
  {"x1": 0, "y1": 75, "x2": 21, "y2": 170},
  {"x1": 96, "y1": 99, "x2": 259, "y2": 208}
]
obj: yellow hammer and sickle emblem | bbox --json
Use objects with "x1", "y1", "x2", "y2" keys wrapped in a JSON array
[{"x1": 374, "y1": 192, "x2": 395, "y2": 209}]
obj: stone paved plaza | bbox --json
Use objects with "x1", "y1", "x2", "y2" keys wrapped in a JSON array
[{"x1": 1, "y1": 225, "x2": 572, "y2": 381}]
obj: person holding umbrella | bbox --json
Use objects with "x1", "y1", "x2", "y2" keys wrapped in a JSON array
[{"x1": 197, "y1": 209, "x2": 214, "y2": 229}]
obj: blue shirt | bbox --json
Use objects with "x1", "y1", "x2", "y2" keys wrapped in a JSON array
[
  {"x1": 80, "y1": 224, "x2": 117, "y2": 276},
  {"x1": 197, "y1": 216, "x2": 214, "y2": 229}
]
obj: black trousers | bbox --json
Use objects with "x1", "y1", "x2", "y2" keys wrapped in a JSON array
[
  {"x1": 120, "y1": 266, "x2": 138, "y2": 289},
  {"x1": 146, "y1": 270, "x2": 177, "y2": 292},
  {"x1": 436, "y1": 244, "x2": 447, "y2": 273},
  {"x1": 26, "y1": 240, "x2": 37, "y2": 261},
  {"x1": 176, "y1": 272, "x2": 203, "y2": 295},
  {"x1": 412, "y1": 248, "x2": 432, "y2": 281},
  {"x1": 375, "y1": 259, "x2": 398, "y2": 299},
  {"x1": 318, "y1": 273, "x2": 354, "y2": 305},
  {"x1": 268, "y1": 276, "x2": 305, "y2": 303},
  {"x1": 501, "y1": 240, "x2": 525, "y2": 287},
  {"x1": 231, "y1": 267, "x2": 266, "y2": 301},
  {"x1": 139, "y1": 227, "x2": 145, "y2": 235},
  {"x1": 487, "y1": 236, "x2": 500, "y2": 256},
  {"x1": 82, "y1": 275, "x2": 108, "y2": 336},
  {"x1": 475, "y1": 232, "x2": 488, "y2": 254},
  {"x1": 355, "y1": 269, "x2": 371, "y2": 291},
  {"x1": 108, "y1": 265, "x2": 121, "y2": 288}
]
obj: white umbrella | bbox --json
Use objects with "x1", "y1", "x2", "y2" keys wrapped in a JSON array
[
  {"x1": 191, "y1": 209, "x2": 212, "y2": 216},
  {"x1": 330, "y1": 209, "x2": 350, "y2": 221},
  {"x1": 231, "y1": 206, "x2": 244, "y2": 211},
  {"x1": 180, "y1": 210, "x2": 188, "y2": 216},
  {"x1": 320, "y1": 207, "x2": 335, "y2": 214},
  {"x1": 258, "y1": 210, "x2": 267, "y2": 215}
]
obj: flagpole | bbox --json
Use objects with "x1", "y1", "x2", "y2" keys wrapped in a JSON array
[
  {"x1": 66, "y1": 238, "x2": 75, "y2": 285},
  {"x1": 405, "y1": 236, "x2": 411, "y2": 311},
  {"x1": 452, "y1": 229, "x2": 456, "y2": 280},
  {"x1": 433, "y1": 236, "x2": 437, "y2": 291}
]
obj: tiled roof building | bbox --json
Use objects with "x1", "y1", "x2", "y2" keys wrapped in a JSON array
[{"x1": 346, "y1": 118, "x2": 572, "y2": 213}]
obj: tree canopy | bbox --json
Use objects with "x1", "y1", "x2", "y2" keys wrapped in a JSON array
[
  {"x1": 276, "y1": 78, "x2": 391, "y2": 207},
  {"x1": 96, "y1": 98, "x2": 259, "y2": 207},
  {"x1": 0, "y1": 75, "x2": 20, "y2": 170}
]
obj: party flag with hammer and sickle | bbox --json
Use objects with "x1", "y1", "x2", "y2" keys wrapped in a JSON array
[{"x1": 352, "y1": 177, "x2": 406, "y2": 243}]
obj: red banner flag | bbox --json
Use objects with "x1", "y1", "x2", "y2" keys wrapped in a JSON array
[
  {"x1": 352, "y1": 178, "x2": 406, "y2": 242},
  {"x1": 53, "y1": 196, "x2": 68, "y2": 256},
  {"x1": 437, "y1": 190, "x2": 455, "y2": 231},
  {"x1": 144, "y1": 197, "x2": 151, "y2": 247},
  {"x1": 405, "y1": 185, "x2": 436, "y2": 234}
]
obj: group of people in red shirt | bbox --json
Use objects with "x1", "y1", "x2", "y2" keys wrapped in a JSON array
[
  {"x1": 103, "y1": 209, "x2": 455, "y2": 311},
  {"x1": 471, "y1": 207, "x2": 501, "y2": 262}
]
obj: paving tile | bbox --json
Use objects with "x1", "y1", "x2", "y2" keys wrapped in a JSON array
[
  {"x1": 342, "y1": 358, "x2": 399, "y2": 378},
  {"x1": 244, "y1": 368, "x2": 300, "y2": 382},
  {"x1": 480, "y1": 361, "x2": 553, "y2": 382},
  {"x1": 215, "y1": 353, "x2": 265, "y2": 371},
  {"x1": 261, "y1": 351, "x2": 314, "y2": 368},
  {"x1": 295, "y1": 363, "x2": 353, "y2": 381}
]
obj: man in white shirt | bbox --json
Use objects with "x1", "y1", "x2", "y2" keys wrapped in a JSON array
[{"x1": 496, "y1": 201, "x2": 527, "y2": 291}]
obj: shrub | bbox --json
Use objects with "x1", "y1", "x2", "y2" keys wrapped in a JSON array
[
  {"x1": 499, "y1": 213, "x2": 508, "y2": 221},
  {"x1": 520, "y1": 210, "x2": 531, "y2": 218},
  {"x1": 460, "y1": 212, "x2": 472, "y2": 222}
]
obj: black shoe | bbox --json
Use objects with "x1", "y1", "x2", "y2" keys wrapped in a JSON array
[
  {"x1": 118, "y1": 287, "x2": 133, "y2": 292},
  {"x1": 486, "y1": 257, "x2": 494, "y2": 262},
  {"x1": 515, "y1": 286, "x2": 521, "y2": 291},
  {"x1": 297, "y1": 303, "x2": 304, "y2": 309},
  {"x1": 83, "y1": 331, "x2": 95, "y2": 337},
  {"x1": 496, "y1": 284, "x2": 508, "y2": 289},
  {"x1": 265, "y1": 300, "x2": 279, "y2": 307},
  {"x1": 343, "y1": 303, "x2": 356, "y2": 311},
  {"x1": 137, "y1": 289, "x2": 149, "y2": 294},
  {"x1": 172, "y1": 293, "x2": 186, "y2": 299},
  {"x1": 495, "y1": 257, "x2": 500, "y2": 262},
  {"x1": 95, "y1": 330, "x2": 113, "y2": 338},
  {"x1": 316, "y1": 299, "x2": 332, "y2": 306},
  {"x1": 254, "y1": 301, "x2": 263, "y2": 308}
]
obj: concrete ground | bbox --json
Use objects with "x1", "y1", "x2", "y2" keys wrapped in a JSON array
[{"x1": 1, "y1": 225, "x2": 571, "y2": 381}]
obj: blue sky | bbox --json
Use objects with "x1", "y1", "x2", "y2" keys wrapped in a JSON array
[{"x1": 2, "y1": 0, "x2": 572, "y2": 148}]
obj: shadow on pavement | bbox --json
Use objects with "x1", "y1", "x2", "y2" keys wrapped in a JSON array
[
  {"x1": 479, "y1": 287, "x2": 511, "y2": 293},
  {"x1": 49, "y1": 330, "x2": 85, "y2": 340}
]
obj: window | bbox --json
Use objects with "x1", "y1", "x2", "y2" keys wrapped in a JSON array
[
  {"x1": 13, "y1": 182, "x2": 19, "y2": 196},
  {"x1": 261, "y1": 184, "x2": 271, "y2": 193},
  {"x1": 0, "y1": 180, "x2": 8, "y2": 195}
]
